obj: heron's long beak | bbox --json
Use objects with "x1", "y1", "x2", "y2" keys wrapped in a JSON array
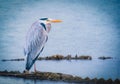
[{"x1": 50, "y1": 19, "x2": 62, "y2": 23}]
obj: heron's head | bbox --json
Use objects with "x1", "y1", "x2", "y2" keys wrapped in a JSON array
[{"x1": 40, "y1": 18, "x2": 62, "y2": 24}]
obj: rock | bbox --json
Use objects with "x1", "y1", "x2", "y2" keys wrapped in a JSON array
[
  {"x1": 65, "y1": 55, "x2": 72, "y2": 60},
  {"x1": 0, "y1": 70, "x2": 119, "y2": 83},
  {"x1": 84, "y1": 77, "x2": 90, "y2": 81},
  {"x1": 1, "y1": 55, "x2": 93, "y2": 61},
  {"x1": 91, "y1": 78, "x2": 98, "y2": 83},
  {"x1": 98, "y1": 56, "x2": 113, "y2": 60},
  {"x1": 73, "y1": 76, "x2": 83, "y2": 82},
  {"x1": 105, "y1": 78, "x2": 113, "y2": 84},
  {"x1": 114, "y1": 79, "x2": 120, "y2": 84},
  {"x1": 1, "y1": 58, "x2": 24, "y2": 61},
  {"x1": 44, "y1": 54, "x2": 64, "y2": 60},
  {"x1": 78, "y1": 56, "x2": 92, "y2": 60},
  {"x1": 97, "y1": 78, "x2": 105, "y2": 84},
  {"x1": 51, "y1": 54, "x2": 64, "y2": 60},
  {"x1": 61, "y1": 74, "x2": 74, "y2": 81},
  {"x1": 48, "y1": 73, "x2": 61, "y2": 80},
  {"x1": 9, "y1": 71, "x2": 21, "y2": 74}
]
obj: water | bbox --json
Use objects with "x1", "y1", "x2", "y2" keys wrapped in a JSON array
[
  {"x1": 0, "y1": 0, "x2": 120, "y2": 83},
  {"x1": 0, "y1": 76, "x2": 69, "y2": 84}
]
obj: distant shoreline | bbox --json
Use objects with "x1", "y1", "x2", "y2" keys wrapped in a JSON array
[
  {"x1": 0, "y1": 70, "x2": 119, "y2": 84},
  {"x1": 1, "y1": 54, "x2": 113, "y2": 61}
]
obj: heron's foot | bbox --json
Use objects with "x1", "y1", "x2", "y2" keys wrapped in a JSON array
[
  {"x1": 34, "y1": 70, "x2": 39, "y2": 73},
  {"x1": 23, "y1": 70, "x2": 29, "y2": 74}
]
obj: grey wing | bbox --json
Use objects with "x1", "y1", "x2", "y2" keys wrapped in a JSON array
[{"x1": 24, "y1": 24, "x2": 48, "y2": 70}]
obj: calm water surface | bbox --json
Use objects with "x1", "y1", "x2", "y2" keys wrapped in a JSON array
[{"x1": 0, "y1": 0, "x2": 120, "y2": 84}]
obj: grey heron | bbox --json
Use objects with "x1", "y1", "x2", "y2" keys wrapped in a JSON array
[{"x1": 24, "y1": 18, "x2": 62, "y2": 73}]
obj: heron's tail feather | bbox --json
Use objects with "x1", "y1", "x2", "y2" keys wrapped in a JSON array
[
  {"x1": 25, "y1": 47, "x2": 44, "y2": 71},
  {"x1": 26, "y1": 54, "x2": 38, "y2": 71}
]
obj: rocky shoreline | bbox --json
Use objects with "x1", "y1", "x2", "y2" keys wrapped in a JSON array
[
  {"x1": 38, "y1": 54, "x2": 92, "y2": 60},
  {"x1": 1, "y1": 54, "x2": 113, "y2": 62},
  {"x1": 0, "y1": 70, "x2": 119, "y2": 84}
]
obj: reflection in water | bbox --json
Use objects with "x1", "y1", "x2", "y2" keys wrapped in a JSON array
[
  {"x1": 0, "y1": 76, "x2": 69, "y2": 84},
  {"x1": 0, "y1": 0, "x2": 120, "y2": 84}
]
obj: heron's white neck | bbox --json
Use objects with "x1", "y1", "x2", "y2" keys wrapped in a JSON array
[{"x1": 45, "y1": 23, "x2": 51, "y2": 33}]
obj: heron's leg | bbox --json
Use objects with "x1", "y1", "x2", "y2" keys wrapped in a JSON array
[{"x1": 34, "y1": 63, "x2": 37, "y2": 72}]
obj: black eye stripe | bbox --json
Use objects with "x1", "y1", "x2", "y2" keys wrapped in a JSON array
[
  {"x1": 40, "y1": 23, "x2": 46, "y2": 31},
  {"x1": 40, "y1": 18, "x2": 48, "y2": 20}
]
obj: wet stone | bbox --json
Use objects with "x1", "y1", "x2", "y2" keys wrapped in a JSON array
[{"x1": 0, "y1": 70, "x2": 119, "y2": 84}]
